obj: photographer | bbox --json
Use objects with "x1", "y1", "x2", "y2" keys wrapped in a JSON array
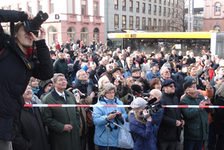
[
  {"x1": 92, "y1": 83, "x2": 127, "y2": 150},
  {"x1": 129, "y1": 97, "x2": 159, "y2": 150},
  {"x1": 0, "y1": 10, "x2": 53, "y2": 149}
]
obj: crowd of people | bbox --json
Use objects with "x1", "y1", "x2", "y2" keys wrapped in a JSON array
[
  {"x1": 10, "y1": 39, "x2": 224, "y2": 150},
  {"x1": 1, "y1": 9, "x2": 224, "y2": 150}
]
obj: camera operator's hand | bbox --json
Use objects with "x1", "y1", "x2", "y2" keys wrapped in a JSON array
[
  {"x1": 29, "y1": 27, "x2": 46, "y2": 41},
  {"x1": 64, "y1": 124, "x2": 73, "y2": 131},
  {"x1": 143, "y1": 110, "x2": 152, "y2": 122}
]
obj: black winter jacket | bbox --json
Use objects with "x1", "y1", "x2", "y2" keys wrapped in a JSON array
[
  {"x1": 157, "y1": 93, "x2": 182, "y2": 141},
  {"x1": 0, "y1": 17, "x2": 53, "y2": 140},
  {"x1": 12, "y1": 102, "x2": 50, "y2": 150}
]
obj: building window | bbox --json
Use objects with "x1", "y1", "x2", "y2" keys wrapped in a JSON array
[
  {"x1": 153, "y1": 18, "x2": 157, "y2": 26},
  {"x1": 114, "y1": 0, "x2": 118, "y2": 10},
  {"x1": 214, "y1": 25, "x2": 221, "y2": 31},
  {"x1": 129, "y1": 0, "x2": 133, "y2": 11},
  {"x1": 67, "y1": 27, "x2": 75, "y2": 43},
  {"x1": 136, "y1": 1, "x2": 139, "y2": 13},
  {"x1": 172, "y1": 8, "x2": 174, "y2": 17},
  {"x1": 114, "y1": 14, "x2": 119, "y2": 29},
  {"x1": 163, "y1": 7, "x2": 166, "y2": 16},
  {"x1": 154, "y1": 5, "x2": 157, "y2": 15},
  {"x1": 148, "y1": 18, "x2": 152, "y2": 29},
  {"x1": 159, "y1": 6, "x2": 161, "y2": 16},
  {"x1": 93, "y1": 2, "x2": 99, "y2": 16},
  {"x1": 38, "y1": 0, "x2": 43, "y2": 11},
  {"x1": 158, "y1": 19, "x2": 161, "y2": 26},
  {"x1": 80, "y1": 27, "x2": 88, "y2": 44},
  {"x1": 50, "y1": 0, "x2": 54, "y2": 14},
  {"x1": 159, "y1": 0, "x2": 161, "y2": 4},
  {"x1": 164, "y1": 0, "x2": 166, "y2": 5},
  {"x1": 122, "y1": 15, "x2": 126, "y2": 29},
  {"x1": 129, "y1": 16, "x2": 133, "y2": 29},
  {"x1": 81, "y1": 0, "x2": 87, "y2": 15},
  {"x1": 154, "y1": 0, "x2": 157, "y2": 3},
  {"x1": 163, "y1": 19, "x2": 166, "y2": 30},
  {"x1": 93, "y1": 28, "x2": 100, "y2": 42},
  {"x1": 136, "y1": 16, "x2": 140, "y2": 29},
  {"x1": 142, "y1": 3, "x2": 146, "y2": 13},
  {"x1": 48, "y1": 26, "x2": 57, "y2": 46},
  {"x1": 168, "y1": 8, "x2": 170, "y2": 17},
  {"x1": 122, "y1": 0, "x2": 126, "y2": 11},
  {"x1": 215, "y1": 2, "x2": 221, "y2": 15},
  {"x1": 148, "y1": 4, "x2": 151, "y2": 14},
  {"x1": 27, "y1": 2, "x2": 32, "y2": 13},
  {"x1": 142, "y1": 17, "x2": 146, "y2": 29}
]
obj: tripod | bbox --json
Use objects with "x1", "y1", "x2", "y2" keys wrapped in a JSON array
[{"x1": 85, "y1": 108, "x2": 130, "y2": 150}]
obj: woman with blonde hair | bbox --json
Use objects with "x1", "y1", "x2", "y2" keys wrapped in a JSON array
[{"x1": 129, "y1": 97, "x2": 159, "y2": 150}]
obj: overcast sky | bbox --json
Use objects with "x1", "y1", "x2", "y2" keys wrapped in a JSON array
[{"x1": 186, "y1": 0, "x2": 205, "y2": 8}]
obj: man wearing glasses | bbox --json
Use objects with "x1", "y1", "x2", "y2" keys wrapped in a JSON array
[{"x1": 157, "y1": 79, "x2": 184, "y2": 150}]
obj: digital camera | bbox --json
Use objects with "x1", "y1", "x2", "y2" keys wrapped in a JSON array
[{"x1": 23, "y1": 11, "x2": 48, "y2": 35}]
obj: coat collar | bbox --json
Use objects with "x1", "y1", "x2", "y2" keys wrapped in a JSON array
[{"x1": 51, "y1": 89, "x2": 70, "y2": 101}]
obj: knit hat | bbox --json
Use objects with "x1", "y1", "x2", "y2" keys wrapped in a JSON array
[
  {"x1": 183, "y1": 76, "x2": 196, "y2": 90},
  {"x1": 130, "y1": 97, "x2": 148, "y2": 109}
]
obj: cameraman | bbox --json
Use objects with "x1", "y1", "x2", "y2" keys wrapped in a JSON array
[
  {"x1": 0, "y1": 10, "x2": 53, "y2": 150},
  {"x1": 129, "y1": 97, "x2": 159, "y2": 150}
]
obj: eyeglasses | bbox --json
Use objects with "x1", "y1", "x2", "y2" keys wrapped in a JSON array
[
  {"x1": 168, "y1": 84, "x2": 175, "y2": 88},
  {"x1": 106, "y1": 91, "x2": 115, "y2": 95}
]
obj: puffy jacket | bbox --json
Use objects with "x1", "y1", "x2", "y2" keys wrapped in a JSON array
[{"x1": 92, "y1": 97, "x2": 127, "y2": 147}]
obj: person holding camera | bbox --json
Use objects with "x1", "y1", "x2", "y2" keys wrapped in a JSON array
[
  {"x1": 129, "y1": 97, "x2": 159, "y2": 150},
  {"x1": 0, "y1": 10, "x2": 53, "y2": 150},
  {"x1": 180, "y1": 76, "x2": 210, "y2": 150},
  {"x1": 92, "y1": 83, "x2": 127, "y2": 150}
]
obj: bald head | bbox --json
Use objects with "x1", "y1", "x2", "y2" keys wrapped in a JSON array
[{"x1": 149, "y1": 89, "x2": 162, "y2": 103}]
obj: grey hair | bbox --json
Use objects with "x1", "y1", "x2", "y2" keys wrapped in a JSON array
[
  {"x1": 98, "y1": 75, "x2": 110, "y2": 90},
  {"x1": 98, "y1": 83, "x2": 117, "y2": 97},
  {"x1": 52, "y1": 73, "x2": 65, "y2": 83},
  {"x1": 160, "y1": 65, "x2": 169, "y2": 75},
  {"x1": 76, "y1": 69, "x2": 85, "y2": 79},
  {"x1": 216, "y1": 82, "x2": 224, "y2": 97}
]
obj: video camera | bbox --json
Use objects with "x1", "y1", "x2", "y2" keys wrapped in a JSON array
[
  {"x1": 23, "y1": 11, "x2": 48, "y2": 36},
  {"x1": 142, "y1": 97, "x2": 162, "y2": 119}
]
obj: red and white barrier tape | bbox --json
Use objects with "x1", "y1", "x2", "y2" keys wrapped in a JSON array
[{"x1": 24, "y1": 104, "x2": 224, "y2": 109}]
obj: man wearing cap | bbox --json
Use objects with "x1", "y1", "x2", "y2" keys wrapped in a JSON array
[
  {"x1": 146, "y1": 62, "x2": 160, "y2": 82},
  {"x1": 180, "y1": 76, "x2": 210, "y2": 150},
  {"x1": 157, "y1": 79, "x2": 183, "y2": 150}
]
